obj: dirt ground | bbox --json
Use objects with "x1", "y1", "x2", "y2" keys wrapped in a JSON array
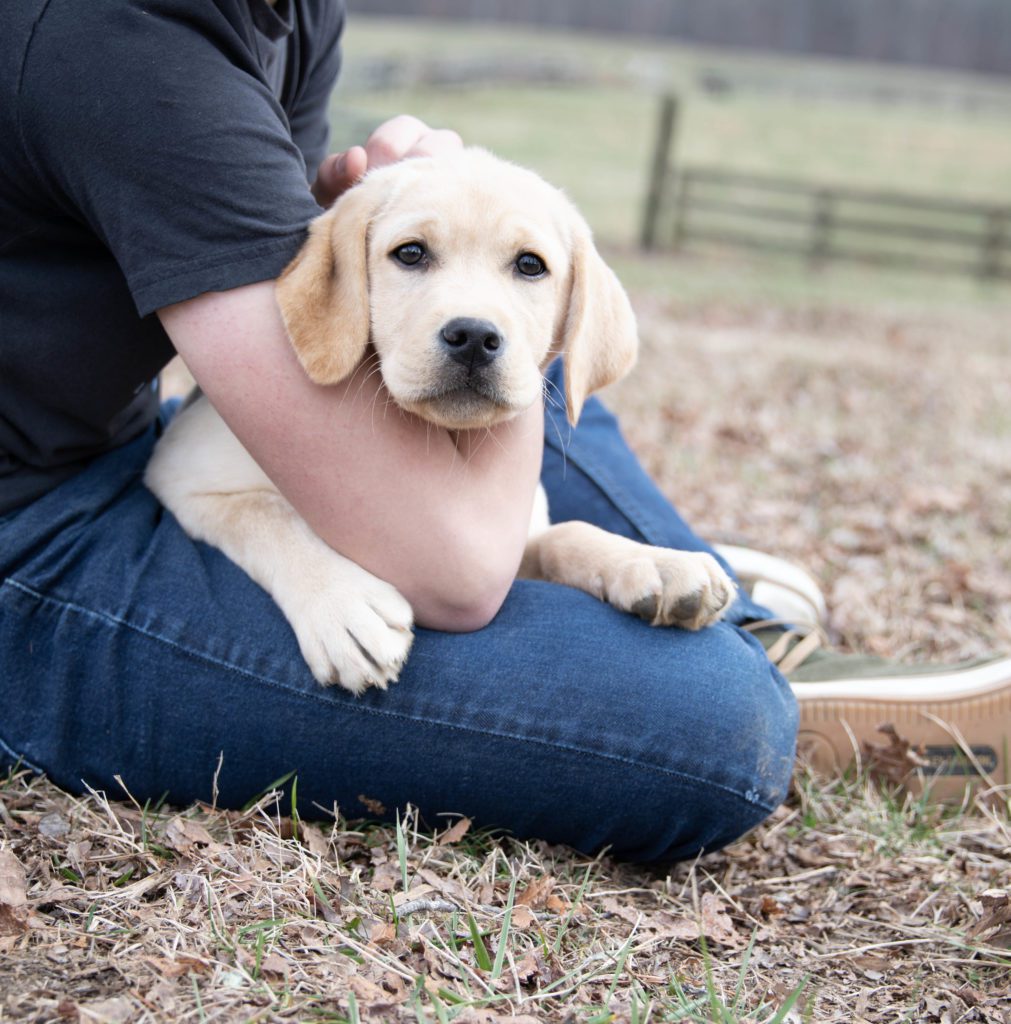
[{"x1": 2, "y1": 279, "x2": 1010, "y2": 1022}]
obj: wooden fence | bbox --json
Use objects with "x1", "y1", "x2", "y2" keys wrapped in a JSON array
[{"x1": 641, "y1": 97, "x2": 1011, "y2": 281}]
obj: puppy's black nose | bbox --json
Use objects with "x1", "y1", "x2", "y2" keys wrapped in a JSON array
[{"x1": 440, "y1": 317, "x2": 504, "y2": 370}]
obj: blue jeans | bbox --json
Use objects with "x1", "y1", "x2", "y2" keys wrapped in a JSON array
[{"x1": 0, "y1": 363, "x2": 796, "y2": 863}]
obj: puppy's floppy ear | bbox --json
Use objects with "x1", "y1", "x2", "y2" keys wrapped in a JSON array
[
  {"x1": 275, "y1": 181, "x2": 379, "y2": 385},
  {"x1": 556, "y1": 215, "x2": 638, "y2": 425}
]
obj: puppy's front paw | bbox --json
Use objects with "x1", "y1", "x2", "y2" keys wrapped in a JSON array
[
  {"x1": 289, "y1": 570, "x2": 414, "y2": 693},
  {"x1": 603, "y1": 548, "x2": 735, "y2": 630}
]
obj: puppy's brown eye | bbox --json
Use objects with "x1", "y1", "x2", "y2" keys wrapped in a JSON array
[
  {"x1": 393, "y1": 242, "x2": 426, "y2": 267},
  {"x1": 516, "y1": 252, "x2": 547, "y2": 278}
]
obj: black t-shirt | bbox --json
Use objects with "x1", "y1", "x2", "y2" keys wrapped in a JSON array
[{"x1": 0, "y1": 0, "x2": 344, "y2": 513}]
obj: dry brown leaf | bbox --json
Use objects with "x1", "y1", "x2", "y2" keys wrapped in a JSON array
[
  {"x1": 861, "y1": 723, "x2": 930, "y2": 787},
  {"x1": 300, "y1": 822, "x2": 330, "y2": 858},
  {"x1": 417, "y1": 867, "x2": 470, "y2": 904},
  {"x1": 0, "y1": 846, "x2": 28, "y2": 909},
  {"x1": 545, "y1": 893, "x2": 568, "y2": 915},
  {"x1": 365, "y1": 918, "x2": 397, "y2": 946},
  {"x1": 0, "y1": 846, "x2": 30, "y2": 947},
  {"x1": 517, "y1": 875, "x2": 555, "y2": 909},
  {"x1": 163, "y1": 816, "x2": 219, "y2": 857},
  {"x1": 967, "y1": 889, "x2": 1011, "y2": 946},
  {"x1": 437, "y1": 816, "x2": 472, "y2": 846},
  {"x1": 346, "y1": 973, "x2": 401, "y2": 1015},
  {"x1": 260, "y1": 952, "x2": 289, "y2": 977},
  {"x1": 77, "y1": 996, "x2": 136, "y2": 1024},
  {"x1": 512, "y1": 904, "x2": 535, "y2": 930},
  {"x1": 371, "y1": 860, "x2": 401, "y2": 893},
  {"x1": 144, "y1": 954, "x2": 211, "y2": 978},
  {"x1": 393, "y1": 884, "x2": 435, "y2": 908},
  {"x1": 701, "y1": 892, "x2": 744, "y2": 948},
  {"x1": 653, "y1": 912, "x2": 703, "y2": 942},
  {"x1": 357, "y1": 794, "x2": 387, "y2": 816}
]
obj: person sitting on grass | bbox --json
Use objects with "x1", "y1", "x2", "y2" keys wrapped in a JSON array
[{"x1": 1, "y1": 0, "x2": 1007, "y2": 865}]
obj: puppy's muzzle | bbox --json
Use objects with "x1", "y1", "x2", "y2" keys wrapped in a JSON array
[{"x1": 440, "y1": 317, "x2": 504, "y2": 373}]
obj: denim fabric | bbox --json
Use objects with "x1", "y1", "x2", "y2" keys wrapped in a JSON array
[{"x1": 0, "y1": 362, "x2": 797, "y2": 863}]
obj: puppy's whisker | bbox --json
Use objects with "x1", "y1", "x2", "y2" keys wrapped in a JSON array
[
  {"x1": 369, "y1": 389, "x2": 396, "y2": 435},
  {"x1": 542, "y1": 375, "x2": 566, "y2": 413},
  {"x1": 481, "y1": 426, "x2": 508, "y2": 457},
  {"x1": 546, "y1": 408, "x2": 570, "y2": 477},
  {"x1": 341, "y1": 354, "x2": 383, "y2": 415}
]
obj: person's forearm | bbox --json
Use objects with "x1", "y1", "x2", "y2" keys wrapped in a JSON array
[{"x1": 159, "y1": 281, "x2": 543, "y2": 630}]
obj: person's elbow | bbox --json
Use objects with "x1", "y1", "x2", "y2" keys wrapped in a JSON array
[{"x1": 407, "y1": 528, "x2": 524, "y2": 633}]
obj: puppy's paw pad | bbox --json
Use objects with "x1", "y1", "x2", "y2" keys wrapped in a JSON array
[
  {"x1": 663, "y1": 554, "x2": 735, "y2": 629},
  {"x1": 630, "y1": 593, "x2": 660, "y2": 621},
  {"x1": 612, "y1": 549, "x2": 735, "y2": 630},
  {"x1": 671, "y1": 589, "x2": 704, "y2": 622}
]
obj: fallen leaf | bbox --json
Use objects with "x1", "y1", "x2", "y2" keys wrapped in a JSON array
[
  {"x1": 701, "y1": 892, "x2": 744, "y2": 947},
  {"x1": 144, "y1": 954, "x2": 211, "y2": 978},
  {"x1": 517, "y1": 875, "x2": 555, "y2": 909},
  {"x1": 357, "y1": 794, "x2": 386, "y2": 816},
  {"x1": 0, "y1": 847, "x2": 28, "y2": 909},
  {"x1": 371, "y1": 860, "x2": 401, "y2": 893},
  {"x1": 163, "y1": 817, "x2": 219, "y2": 857},
  {"x1": 260, "y1": 952, "x2": 289, "y2": 977},
  {"x1": 0, "y1": 847, "x2": 30, "y2": 948},
  {"x1": 300, "y1": 822, "x2": 330, "y2": 858},
  {"x1": 77, "y1": 996, "x2": 135, "y2": 1024},
  {"x1": 512, "y1": 904, "x2": 535, "y2": 930},
  {"x1": 862, "y1": 723, "x2": 929, "y2": 787},
  {"x1": 545, "y1": 893, "x2": 568, "y2": 914},
  {"x1": 438, "y1": 816, "x2": 472, "y2": 846},
  {"x1": 346, "y1": 974, "x2": 400, "y2": 1015},
  {"x1": 417, "y1": 867, "x2": 470, "y2": 904},
  {"x1": 968, "y1": 889, "x2": 1011, "y2": 947}
]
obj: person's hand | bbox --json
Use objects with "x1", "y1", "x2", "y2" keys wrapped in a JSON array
[{"x1": 311, "y1": 115, "x2": 463, "y2": 207}]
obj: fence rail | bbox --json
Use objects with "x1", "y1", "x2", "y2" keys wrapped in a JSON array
[{"x1": 642, "y1": 99, "x2": 1011, "y2": 281}]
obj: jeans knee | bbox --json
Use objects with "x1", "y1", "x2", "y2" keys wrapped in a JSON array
[{"x1": 642, "y1": 627, "x2": 798, "y2": 863}]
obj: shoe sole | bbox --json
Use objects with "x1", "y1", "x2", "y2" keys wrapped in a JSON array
[{"x1": 792, "y1": 659, "x2": 1011, "y2": 801}]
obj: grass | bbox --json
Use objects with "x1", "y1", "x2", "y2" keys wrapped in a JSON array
[
  {"x1": 335, "y1": 16, "x2": 1011, "y2": 243},
  {"x1": 10, "y1": 291, "x2": 1011, "y2": 1021},
  {"x1": 2, "y1": 765, "x2": 1009, "y2": 1021}
]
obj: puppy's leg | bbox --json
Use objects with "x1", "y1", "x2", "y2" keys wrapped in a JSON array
[
  {"x1": 145, "y1": 398, "x2": 413, "y2": 692},
  {"x1": 521, "y1": 520, "x2": 735, "y2": 629}
]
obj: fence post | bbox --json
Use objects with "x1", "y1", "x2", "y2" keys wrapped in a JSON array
[
  {"x1": 809, "y1": 188, "x2": 835, "y2": 265},
  {"x1": 980, "y1": 209, "x2": 1008, "y2": 280},
  {"x1": 671, "y1": 170, "x2": 691, "y2": 250},
  {"x1": 640, "y1": 94, "x2": 679, "y2": 251}
]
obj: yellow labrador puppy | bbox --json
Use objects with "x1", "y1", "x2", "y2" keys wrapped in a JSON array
[{"x1": 146, "y1": 149, "x2": 734, "y2": 692}]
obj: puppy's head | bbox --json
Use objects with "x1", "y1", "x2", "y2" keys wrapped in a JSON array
[{"x1": 277, "y1": 148, "x2": 637, "y2": 427}]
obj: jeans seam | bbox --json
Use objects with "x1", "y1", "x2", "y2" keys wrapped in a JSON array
[
  {"x1": 3, "y1": 577, "x2": 776, "y2": 815},
  {"x1": 0, "y1": 730, "x2": 44, "y2": 775}
]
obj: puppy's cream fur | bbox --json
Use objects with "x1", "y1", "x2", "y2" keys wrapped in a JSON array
[{"x1": 147, "y1": 149, "x2": 733, "y2": 692}]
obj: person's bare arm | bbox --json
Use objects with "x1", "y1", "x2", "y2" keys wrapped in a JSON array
[
  {"x1": 158, "y1": 116, "x2": 543, "y2": 630},
  {"x1": 159, "y1": 280, "x2": 544, "y2": 632}
]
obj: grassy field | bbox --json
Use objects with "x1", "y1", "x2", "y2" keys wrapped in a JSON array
[
  {"x1": 3, "y1": 18, "x2": 1011, "y2": 1024},
  {"x1": 336, "y1": 18, "x2": 1011, "y2": 245}
]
